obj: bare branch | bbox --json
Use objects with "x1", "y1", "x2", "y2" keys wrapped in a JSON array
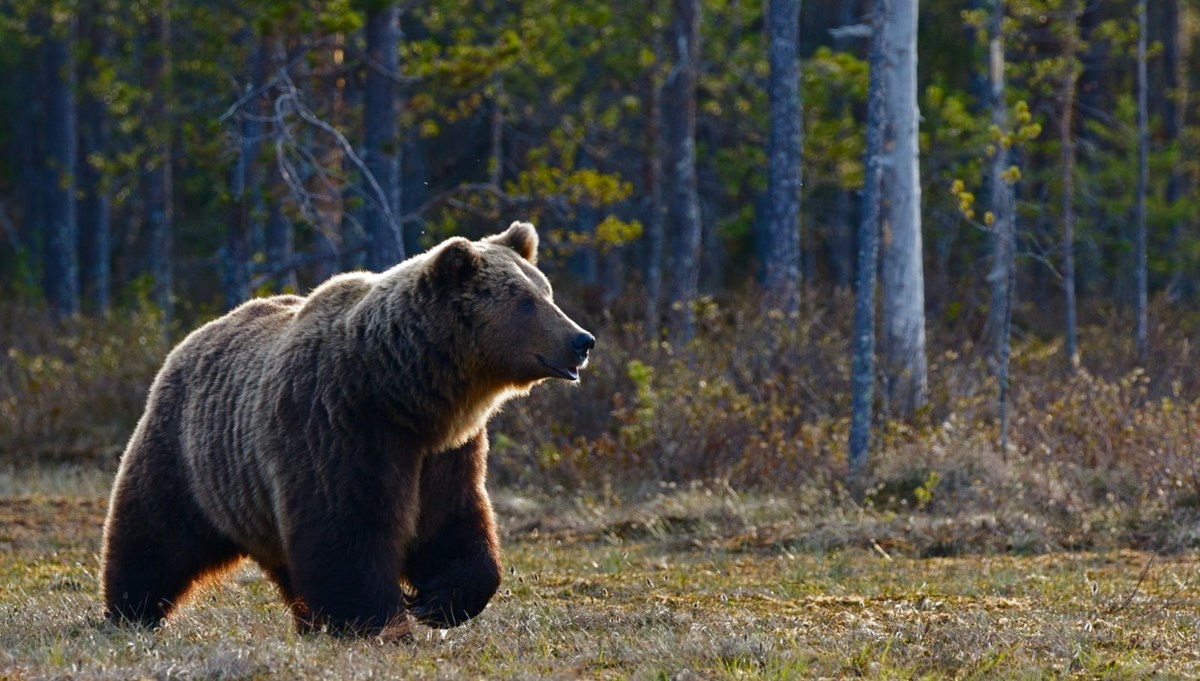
[
  {"x1": 829, "y1": 23, "x2": 873, "y2": 40},
  {"x1": 275, "y1": 72, "x2": 399, "y2": 238},
  {"x1": 218, "y1": 49, "x2": 311, "y2": 124}
]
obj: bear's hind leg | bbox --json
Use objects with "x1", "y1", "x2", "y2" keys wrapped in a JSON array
[{"x1": 102, "y1": 461, "x2": 241, "y2": 626}]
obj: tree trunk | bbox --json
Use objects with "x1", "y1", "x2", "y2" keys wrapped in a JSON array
[
  {"x1": 601, "y1": 241, "x2": 624, "y2": 310},
  {"x1": 848, "y1": 0, "x2": 888, "y2": 488},
  {"x1": 144, "y1": 4, "x2": 173, "y2": 320},
  {"x1": 78, "y1": 1, "x2": 111, "y2": 315},
  {"x1": 764, "y1": 0, "x2": 802, "y2": 315},
  {"x1": 1060, "y1": 0, "x2": 1080, "y2": 370},
  {"x1": 317, "y1": 34, "x2": 351, "y2": 274},
  {"x1": 402, "y1": 129, "x2": 430, "y2": 257},
  {"x1": 42, "y1": 11, "x2": 80, "y2": 317},
  {"x1": 986, "y1": 0, "x2": 1017, "y2": 453},
  {"x1": 1163, "y1": 0, "x2": 1190, "y2": 302},
  {"x1": 830, "y1": 189, "x2": 855, "y2": 291},
  {"x1": 363, "y1": 2, "x2": 403, "y2": 271},
  {"x1": 1134, "y1": 0, "x2": 1149, "y2": 362},
  {"x1": 224, "y1": 31, "x2": 269, "y2": 311},
  {"x1": 16, "y1": 15, "x2": 48, "y2": 284},
  {"x1": 966, "y1": 0, "x2": 989, "y2": 111},
  {"x1": 266, "y1": 174, "x2": 298, "y2": 293},
  {"x1": 489, "y1": 76, "x2": 504, "y2": 188},
  {"x1": 664, "y1": 0, "x2": 702, "y2": 344},
  {"x1": 570, "y1": 159, "x2": 600, "y2": 290},
  {"x1": 643, "y1": 36, "x2": 666, "y2": 339},
  {"x1": 879, "y1": 0, "x2": 927, "y2": 418},
  {"x1": 263, "y1": 34, "x2": 296, "y2": 292},
  {"x1": 986, "y1": 0, "x2": 1014, "y2": 361}
]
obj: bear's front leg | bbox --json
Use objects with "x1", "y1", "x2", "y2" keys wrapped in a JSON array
[
  {"x1": 278, "y1": 460, "x2": 421, "y2": 638},
  {"x1": 406, "y1": 431, "x2": 502, "y2": 628},
  {"x1": 285, "y1": 528, "x2": 412, "y2": 639}
]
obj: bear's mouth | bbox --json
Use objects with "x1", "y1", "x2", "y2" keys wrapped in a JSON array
[{"x1": 537, "y1": 355, "x2": 580, "y2": 381}]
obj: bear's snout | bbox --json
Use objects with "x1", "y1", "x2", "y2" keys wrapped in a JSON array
[{"x1": 572, "y1": 332, "x2": 595, "y2": 364}]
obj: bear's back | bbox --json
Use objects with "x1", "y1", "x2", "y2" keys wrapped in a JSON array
[{"x1": 161, "y1": 293, "x2": 308, "y2": 558}]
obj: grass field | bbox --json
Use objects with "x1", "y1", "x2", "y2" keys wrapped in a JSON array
[{"x1": 0, "y1": 465, "x2": 1198, "y2": 680}]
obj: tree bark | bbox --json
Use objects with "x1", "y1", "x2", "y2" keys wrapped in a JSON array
[
  {"x1": 664, "y1": 0, "x2": 702, "y2": 344},
  {"x1": 78, "y1": 1, "x2": 111, "y2": 315},
  {"x1": 265, "y1": 177, "x2": 297, "y2": 292},
  {"x1": 848, "y1": 0, "x2": 888, "y2": 488},
  {"x1": 986, "y1": 0, "x2": 1017, "y2": 453},
  {"x1": 42, "y1": 11, "x2": 80, "y2": 317},
  {"x1": 1163, "y1": 0, "x2": 1190, "y2": 302},
  {"x1": 224, "y1": 31, "x2": 269, "y2": 311},
  {"x1": 643, "y1": 33, "x2": 666, "y2": 339},
  {"x1": 879, "y1": 0, "x2": 927, "y2": 418},
  {"x1": 144, "y1": 4, "x2": 173, "y2": 320},
  {"x1": 489, "y1": 76, "x2": 504, "y2": 188},
  {"x1": 1060, "y1": 0, "x2": 1080, "y2": 369},
  {"x1": 986, "y1": 0, "x2": 1014, "y2": 361},
  {"x1": 318, "y1": 34, "x2": 351, "y2": 274},
  {"x1": 764, "y1": 0, "x2": 803, "y2": 315},
  {"x1": 1134, "y1": 0, "x2": 1149, "y2": 362},
  {"x1": 363, "y1": 2, "x2": 404, "y2": 271},
  {"x1": 16, "y1": 15, "x2": 48, "y2": 283}
]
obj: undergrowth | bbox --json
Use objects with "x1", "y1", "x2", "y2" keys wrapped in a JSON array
[{"x1": 2, "y1": 295, "x2": 1199, "y2": 552}]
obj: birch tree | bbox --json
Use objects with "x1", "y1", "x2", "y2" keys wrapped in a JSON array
[
  {"x1": 986, "y1": 0, "x2": 1014, "y2": 360},
  {"x1": 665, "y1": 0, "x2": 702, "y2": 344},
  {"x1": 987, "y1": 0, "x2": 1017, "y2": 451},
  {"x1": 1059, "y1": 0, "x2": 1080, "y2": 369},
  {"x1": 879, "y1": 0, "x2": 927, "y2": 417}
]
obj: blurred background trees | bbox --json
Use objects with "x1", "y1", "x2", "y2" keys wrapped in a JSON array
[
  {"x1": 3, "y1": 0, "x2": 1194, "y2": 328},
  {"x1": 1, "y1": 0, "x2": 1199, "y2": 480}
]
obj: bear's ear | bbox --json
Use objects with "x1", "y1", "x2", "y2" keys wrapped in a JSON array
[
  {"x1": 486, "y1": 221, "x2": 539, "y2": 264},
  {"x1": 431, "y1": 237, "x2": 482, "y2": 287}
]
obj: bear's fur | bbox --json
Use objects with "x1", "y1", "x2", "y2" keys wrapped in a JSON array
[{"x1": 100, "y1": 222, "x2": 593, "y2": 638}]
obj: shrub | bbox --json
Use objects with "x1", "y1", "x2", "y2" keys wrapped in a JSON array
[
  {"x1": 0, "y1": 303, "x2": 170, "y2": 461},
  {"x1": 3, "y1": 293, "x2": 1199, "y2": 551}
]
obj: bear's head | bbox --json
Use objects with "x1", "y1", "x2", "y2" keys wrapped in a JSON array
[{"x1": 429, "y1": 222, "x2": 595, "y2": 388}]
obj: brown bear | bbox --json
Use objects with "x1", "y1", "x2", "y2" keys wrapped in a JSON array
[{"x1": 100, "y1": 222, "x2": 593, "y2": 638}]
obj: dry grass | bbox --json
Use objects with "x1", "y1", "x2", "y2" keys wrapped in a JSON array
[
  {"x1": 3, "y1": 299, "x2": 1200, "y2": 676},
  {"x1": 4, "y1": 298, "x2": 1200, "y2": 554},
  {"x1": 1, "y1": 466, "x2": 1198, "y2": 680}
]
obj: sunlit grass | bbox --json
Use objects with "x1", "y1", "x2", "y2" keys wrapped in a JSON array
[{"x1": 0, "y1": 470, "x2": 1198, "y2": 679}]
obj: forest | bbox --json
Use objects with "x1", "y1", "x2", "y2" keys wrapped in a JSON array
[{"x1": 1, "y1": 0, "x2": 1200, "y2": 678}]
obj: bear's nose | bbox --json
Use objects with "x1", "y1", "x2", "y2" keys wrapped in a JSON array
[{"x1": 572, "y1": 332, "x2": 595, "y2": 362}]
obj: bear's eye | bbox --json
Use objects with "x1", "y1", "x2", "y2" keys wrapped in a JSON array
[{"x1": 518, "y1": 296, "x2": 537, "y2": 314}]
